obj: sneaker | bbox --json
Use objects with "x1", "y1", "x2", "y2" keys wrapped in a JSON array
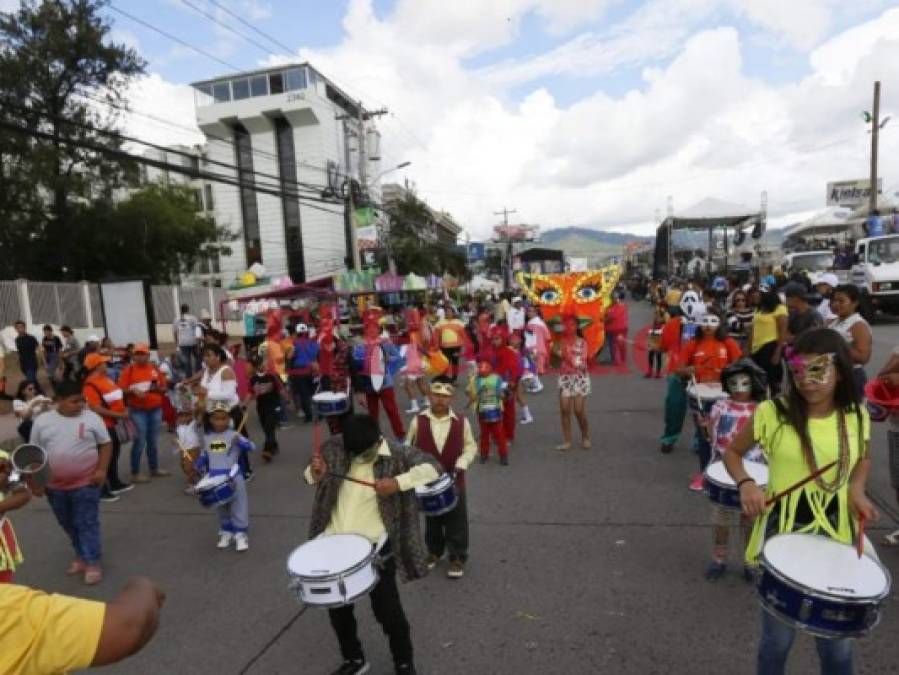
[
  {"x1": 100, "y1": 489, "x2": 120, "y2": 503},
  {"x1": 110, "y1": 482, "x2": 134, "y2": 495},
  {"x1": 330, "y1": 659, "x2": 370, "y2": 675},
  {"x1": 520, "y1": 416, "x2": 533, "y2": 425},
  {"x1": 447, "y1": 560, "x2": 465, "y2": 579},
  {"x1": 500, "y1": 456, "x2": 509, "y2": 466},
  {"x1": 84, "y1": 564, "x2": 102, "y2": 585},
  {"x1": 704, "y1": 561, "x2": 727, "y2": 581},
  {"x1": 235, "y1": 532, "x2": 249, "y2": 552},
  {"x1": 660, "y1": 443, "x2": 673, "y2": 454},
  {"x1": 131, "y1": 474, "x2": 151, "y2": 484},
  {"x1": 426, "y1": 554, "x2": 440, "y2": 570},
  {"x1": 245, "y1": 470, "x2": 255, "y2": 483},
  {"x1": 183, "y1": 485, "x2": 196, "y2": 495},
  {"x1": 261, "y1": 450, "x2": 273, "y2": 463},
  {"x1": 395, "y1": 663, "x2": 417, "y2": 675},
  {"x1": 405, "y1": 404, "x2": 420, "y2": 414},
  {"x1": 66, "y1": 559, "x2": 86, "y2": 576},
  {"x1": 279, "y1": 423, "x2": 293, "y2": 430},
  {"x1": 217, "y1": 532, "x2": 234, "y2": 549},
  {"x1": 151, "y1": 469, "x2": 172, "y2": 478},
  {"x1": 688, "y1": 474, "x2": 705, "y2": 492}
]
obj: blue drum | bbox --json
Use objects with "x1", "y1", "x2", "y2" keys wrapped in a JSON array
[
  {"x1": 480, "y1": 406, "x2": 502, "y2": 423},
  {"x1": 757, "y1": 533, "x2": 891, "y2": 638},
  {"x1": 312, "y1": 391, "x2": 350, "y2": 417},
  {"x1": 196, "y1": 474, "x2": 235, "y2": 508},
  {"x1": 414, "y1": 473, "x2": 458, "y2": 516}
]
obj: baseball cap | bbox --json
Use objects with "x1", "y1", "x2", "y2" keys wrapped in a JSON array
[
  {"x1": 86, "y1": 334, "x2": 100, "y2": 343},
  {"x1": 133, "y1": 342, "x2": 150, "y2": 354},
  {"x1": 295, "y1": 323, "x2": 309, "y2": 334},
  {"x1": 817, "y1": 273, "x2": 839, "y2": 288},
  {"x1": 83, "y1": 353, "x2": 110, "y2": 370}
]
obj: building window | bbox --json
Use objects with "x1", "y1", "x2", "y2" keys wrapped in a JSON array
[
  {"x1": 269, "y1": 72, "x2": 284, "y2": 95},
  {"x1": 212, "y1": 81, "x2": 230, "y2": 103},
  {"x1": 234, "y1": 123, "x2": 262, "y2": 266},
  {"x1": 193, "y1": 188, "x2": 203, "y2": 211},
  {"x1": 204, "y1": 183, "x2": 214, "y2": 211},
  {"x1": 250, "y1": 75, "x2": 268, "y2": 97},
  {"x1": 274, "y1": 116, "x2": 305, "y2": 282},
  {"x1": 286, "y1": 67, "x2": 306, "y2": 91},
  {"x1": 232, "y1": 78, "x2": 250, "y2": 100}
]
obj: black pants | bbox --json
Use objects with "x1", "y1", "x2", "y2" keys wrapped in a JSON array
[
  {"x1": 751, "y1": 342, "x2": 784, "y2": 396},
  {"x1": 441, "y1": 346, "x2": 461, "y2": 383},
  {"x1": 258, "y1": 404, "x2": 279, "y2": 454},
  {"x1": 105, "y1": 434, "x2": 123, "y2": 489},
  {"x1": 425, "y1": 491, "x2": 469, "y2": 563},
  {"x1": 328, "y1": 548, "x2": 413, "y2": 665},
  {"x1": 647, "y1": 350, "x2": 662, "y2": 373},
  {"x1": 289, "y1": 374, "x2": 315, "y2": 422}
]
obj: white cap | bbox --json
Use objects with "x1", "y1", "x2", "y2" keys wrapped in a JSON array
[
  {"x1": 817, "y1": 273, "x2": 839, "y2": 288},
  {"x1": 87, "y1": 334, "x2": 100, "y2": 342},
  {"x1": 295, "y1": 323, "x2": 309, "y2": 333}
]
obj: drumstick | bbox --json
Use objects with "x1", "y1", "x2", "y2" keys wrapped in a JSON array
[
  {"x1": 765, "y1": 460, "x2": 838, "y2": 507},
  {"x1": 329, "y1": 472, "x2": 376, "y2": 488},
  {"x1": 234, "y1": 409, "x2": 250, "y2": 436},
  {"x1": 857, "y1": 514, "x2": 866, "y2": 559},
  {"x1": 313, "y1": 418, "x2": 321, "y2": 458},
  {"x1": 689, "y1": 374, "x2": 705, "y2": 420}
]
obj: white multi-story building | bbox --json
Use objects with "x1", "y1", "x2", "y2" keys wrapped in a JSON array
[{"x1": 191, "y1": 63, "x2": 379, "y2": 284}]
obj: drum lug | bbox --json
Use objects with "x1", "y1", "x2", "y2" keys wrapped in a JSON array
[
  {"x1": 338, "y1": 578, "x2": 347, "y2": 601},
  {"x1": 799, "y1": 598, "x2": 813, "y2": 623}
]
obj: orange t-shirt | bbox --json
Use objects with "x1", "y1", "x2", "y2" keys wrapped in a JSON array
[
  {"x1": 117, "y1": 363, "x2": 167, "y2": 410},
  {"x1": 82, "y1": 373, "x2": 126, "y2": 428},
  {"x1": 677, "y1": 336, "x2": 742, "y2": 383}
]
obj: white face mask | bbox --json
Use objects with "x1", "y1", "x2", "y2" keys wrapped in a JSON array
[{"x1": 727, "y1": 373, "x2": 753, "y2": 394}]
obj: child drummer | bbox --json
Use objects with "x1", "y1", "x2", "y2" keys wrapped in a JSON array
[
  {"x1": 174, "y1": 406, "x2": 201, "y2": 494},
  {"x1": 195, "y1": 402, "x2": 255, "y2": 552},
  {"x1": 467, "y1": 360, "x2": 509, "y2": 465},
  {"x1": 304, "y1": 414, "x2": 440, "y2": 675},
  {"x1": 0, "y1": 451, "x2": 30, "y2": 582},
  {"x1": 703, "y1": 358, "x2": 767, "y2": 581},
  {"x1": 405, "y1": 378, "x2": 478, "y2": 578}
]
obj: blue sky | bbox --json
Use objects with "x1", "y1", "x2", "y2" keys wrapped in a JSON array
[{"x1": 94, "y1": 0, "x2": 899, "y2": 236}]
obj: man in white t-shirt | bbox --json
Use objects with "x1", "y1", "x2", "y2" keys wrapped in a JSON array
[
  {"x1": 30, "y1": 379, "x2": 112, "y2": 585},
  {"x1": 815, "y1": 273, "x2": 839, "y2": 323},
  {"x1": 172, "y1": 305, "x2": 200, "y2": 377},
  {"x1": 507, "y1": 297, "x2": 526, "y2": 332}
]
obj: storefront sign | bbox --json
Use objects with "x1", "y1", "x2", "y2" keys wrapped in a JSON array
[{"x1": 827, "y1": 179, "x2": 882, "y2": 207}]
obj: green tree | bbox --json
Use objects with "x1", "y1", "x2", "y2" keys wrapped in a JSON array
[{"x1": 0, "y1": 0, "x2": 145, "y2": 279}]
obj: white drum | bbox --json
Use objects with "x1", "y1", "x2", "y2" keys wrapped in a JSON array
[
  {"x1": 687, "y1": 382, "x2": 728, "y2": 402},
  {"x1": 286, "y1": 534, "x2": 379, "y2": 607},
  {"x1": 704, "y1": 460, "x2": 768, "y2": 509}
]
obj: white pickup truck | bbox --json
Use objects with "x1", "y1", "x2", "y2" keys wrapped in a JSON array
[
  {"x1": 851, "y1": 235, "x2": 899, "y2": 319},
  {"x1": 782, "y1": 251, "x2": 835, "y2": 284}
]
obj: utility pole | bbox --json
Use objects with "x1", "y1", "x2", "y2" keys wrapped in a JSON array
[
  {"x1": 339, "y1": 103, "x2": 387, "y2": 271},
  {"x1": 494, "y1": 207, "x2": 517, "y2": 292},
  {"x1": 870, "y1": 80, "x2": 881, "y2": 215}
]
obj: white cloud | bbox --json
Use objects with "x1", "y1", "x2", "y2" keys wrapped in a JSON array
[
  {"x1": 731, "y1": 0, "x2": 834, "y2": 50},
  {"x1": 119, "y1": 74, "x2": 203, "y2": 148}
]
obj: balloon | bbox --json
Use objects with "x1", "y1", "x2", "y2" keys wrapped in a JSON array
[{"x1": 240, "y1": 272, "x2": 257, "y2": 287}]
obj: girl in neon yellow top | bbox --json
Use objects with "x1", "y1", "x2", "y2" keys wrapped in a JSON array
[{"x1": 724, "y1": 327, "x2": 878, "y2": 673}]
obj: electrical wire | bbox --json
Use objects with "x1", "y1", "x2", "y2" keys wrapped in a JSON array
[
  {"x1": 204, "y1": 0, "x2": 296, "y2": 55},
  {"x1": 178, "y1": 0, "x2": 283, "y2": 59}
]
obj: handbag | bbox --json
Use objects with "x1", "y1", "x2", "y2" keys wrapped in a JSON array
[{"x1": 86, "y1": 383, "x2": 137, "y2": 444}]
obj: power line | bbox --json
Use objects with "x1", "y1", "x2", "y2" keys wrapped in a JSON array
[
  {"x1": 204, "y1": 0, "x2": 295, "y2": 55},
  {"x1": 178, "y1": 0, "x2": 284, "y2": 59},
  {"x1": 108, "y1": 4, "x2": 242, "y2": 72}
]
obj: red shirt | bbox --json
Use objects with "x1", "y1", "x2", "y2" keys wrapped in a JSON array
[
  {"x1": 677, "y1": 336, "x2": 742, "y2": 383},
  {"x1": 659, "y1": 317, "x2": 683, "y2": 374},
  {"x1": 83, "y1": 373, "x2": 126, "y2": 428},
  {"x1": 604, "y1": 303, "x2": 628, "y2": 333},
  {"x1": 118, "y1": 363, "x2": 167, "y2": 410}
]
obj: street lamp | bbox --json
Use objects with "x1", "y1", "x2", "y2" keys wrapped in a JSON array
[{"x1": 371, "y1": 161, "x2": 411, "y2": 183}]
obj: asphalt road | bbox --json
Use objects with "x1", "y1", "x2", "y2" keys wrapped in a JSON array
[{"x1": 12, "y1": 301, "x2": 899, "y2": 675}]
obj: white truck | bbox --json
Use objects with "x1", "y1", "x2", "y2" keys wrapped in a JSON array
[
  {"x1": 851, "y1": 234, "x2": 899, "y2": 319},
  {"x1": 782, "y1": 251, "x2": 836, "y2": 284}
]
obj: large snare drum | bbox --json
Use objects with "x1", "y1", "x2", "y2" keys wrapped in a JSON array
[
  {"x1": 286, "y1": 534, "x2": 379, "y2": 607},
  {"x1": 195, "y1": 474, "x2": 235, "y2": 509},
  {"x1": 757, "y1": 533, "x2": 891, "y2": 638},
  {"x1": 312, "y1": 391, "x2": 350, "y2": 417},
  {"x1": 687, "y1": 382, "x2": 728, "y2": 414},
  {"x1": 415, "y1": 473, "x2": 458, "y2": 516},
  {"x1": 704, "y1": 460, "x2": 768, "y2": 509}
]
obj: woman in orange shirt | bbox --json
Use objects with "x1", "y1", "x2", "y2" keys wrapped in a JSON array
[
  {"x1": 117, "y1": 344, "x2": 169, "y2": 483},
  {"x1": 675, "y1": 313, "x2": 742, "y2": 490},
  {"x1": 82, "y1": 353, "x2": 132, "y2": 500}
]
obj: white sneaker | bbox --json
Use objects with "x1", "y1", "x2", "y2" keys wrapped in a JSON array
[
  {"x1": 235, "y1": 532, "x2": 249, "y2": 552},
  {"x1": 217, "y1": 532, "x2": 234, "y2": 549},
  {"x1": 520, "y1": 416, "x2": 534, "y2": 425},
  {"x1": 406, "y1": 403, "x2": 420, "y2": 414}
]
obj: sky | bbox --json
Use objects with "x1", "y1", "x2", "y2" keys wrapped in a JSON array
[{"x1": 7, "y1": 0, "x2": 899, "y2": 239}]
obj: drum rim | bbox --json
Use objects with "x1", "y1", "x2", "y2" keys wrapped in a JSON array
[
  {"x1": 703, "y1": 461, "x2": 768, "y2": 490},
  {"x1": 287, "y1": 537, "x2": 378, "y2": 582},
  {"x1": 416, "y1": 473, "x2": 454, "y2": 494},
  {"x1": 756, "y1": 597, "x2": 882, "y2": 639},
  {"x1": 420, "y1": 496, "x2": 459, "y2": 516},
  {"x1": 759, "y1": 533, "x2": 892, "y2": 603},
  {"x1": 291, "y1": 570, "x2": 381, "y2": 608}
]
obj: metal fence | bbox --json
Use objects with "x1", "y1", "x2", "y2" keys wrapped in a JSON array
[{"x1": 1, "y1": 280, "x2": 227, "y2": 332}]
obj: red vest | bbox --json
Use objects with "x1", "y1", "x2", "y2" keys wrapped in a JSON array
[{"x1": 414, "y1": 414, "x2": 465, "y2": 490}]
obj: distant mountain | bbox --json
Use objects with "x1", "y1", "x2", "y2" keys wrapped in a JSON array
[{"x1": 535, "y1": 227, "x2": 652, "y2": 260}]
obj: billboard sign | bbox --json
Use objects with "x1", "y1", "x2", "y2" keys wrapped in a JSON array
[
  {"x1": 467, "y1": 242, "x2": 486, "y2": 261},
  {"x1": 827, "y1": 179, "x2": 882, "y2": 207}
]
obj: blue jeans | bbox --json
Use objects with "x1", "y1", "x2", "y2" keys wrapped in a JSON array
[
  {"x1": 46, "y1": 485, "x2": 102, "y2": 564},
  {"x1": 758, "y1": 610, "x2": 853, "y2": 675},
  {"x1": 179, "y1": 345, "x2": 200, "y2": 377},
  {"x1": 130, "y1": 407, "x2": 162, "y2": 475}
]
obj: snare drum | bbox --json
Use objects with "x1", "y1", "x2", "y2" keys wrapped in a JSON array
[
  {"x1": 195, "y1": 474, "x2": 235, "y2": 509},
  {"x1": 480, "y1": 406, "x2": 502, "y2": 423},
  {"x1": 686, "y1": 381, "x2": 728, "y2": 417},
  {"x1": 704, "y1": 460, "x2": 768, "y2": 509},
  {"x1": 286, "y1": 534, "x2": 380, "y2": 607},
  {"x1": 757, "y1": 533, "x2": 891, "y2": 638},
  {"x1": 415, "y1": 473, "x2": 458, "y2": 516},
  {"x1": 312, "y1": 391, "x2": 350, "y2": 417}
]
